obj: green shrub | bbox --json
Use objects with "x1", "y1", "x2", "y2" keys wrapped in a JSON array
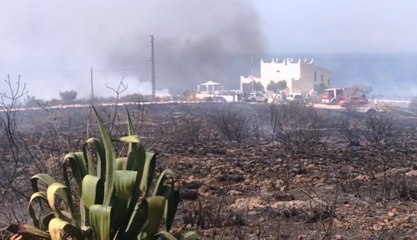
[{"x1": 7, "y1": 106, "x2": 199, "y2": 240}]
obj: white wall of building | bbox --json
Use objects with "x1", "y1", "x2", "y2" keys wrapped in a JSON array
[{"x1": 240, "y1": 58, "x2": 332, "y2": 94}]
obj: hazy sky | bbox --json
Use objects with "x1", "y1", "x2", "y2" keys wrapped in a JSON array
[
  {"x1": 1, "y1": 0, "x2": 416, "y2": 99},
  {"x1": 255, "y1": 1, "x2": 417, "y2": 53}
]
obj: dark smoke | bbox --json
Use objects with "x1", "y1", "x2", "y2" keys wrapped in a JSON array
[{"x1": 108, "y1": 0, "x2": 268, "y2": 92}]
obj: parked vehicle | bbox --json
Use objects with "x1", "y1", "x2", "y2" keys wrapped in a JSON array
[
  {"x1": 322, "y1": 87, "x2": 363, "y2": 104},
  {"x1": 287, "y1": 93, "x2": 303, "y2": 102},
  {"x1": 339, "y1": 96, "x2": 369, "y2": 107},
  {"x1": 245, "y1": 92, "x2": 269, "y2": 103}
]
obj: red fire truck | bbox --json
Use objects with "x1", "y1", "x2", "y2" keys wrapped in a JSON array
[{"x1": 321, "y1": 87, "x2": 362, "y2": 104}]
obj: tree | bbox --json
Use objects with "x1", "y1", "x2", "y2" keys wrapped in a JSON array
[
  {"x1": 251, "y1": 80, "x2": 265, "y2": 92},
  {"x1": 59, "y1": 90, "x2": 77, "y2": 103},
  {"x1": 314, "y1": 82, "x2": 327, "y2": 94},
  {"x1": 353, "y1": 84, "x2": 373, "y2": 95},
  {"x1": 24, "y1": 95, "x2": 44, "y2": 108},
  {"x1": 267, "y1": 80, "x2": 287, "y2": 93}
]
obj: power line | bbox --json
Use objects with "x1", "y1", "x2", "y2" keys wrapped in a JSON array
[{"x1": 0, "y1": 66, "x2": 139, "y2": 73}]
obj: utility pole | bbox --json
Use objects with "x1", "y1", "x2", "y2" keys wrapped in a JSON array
[
  {"x1": 250, "y1": 49, "x2": 254, "y2": 77},
  {"x1": 90, "y1": 67, "x2": 94, "y2": 103},
  {"x1": 150, "y1": 35, "x2": 156, "y2": 98}
]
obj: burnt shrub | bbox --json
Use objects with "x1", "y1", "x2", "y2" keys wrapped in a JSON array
[
  {"x1": 336, "y1": 107, "x2": 365, "y2": 146},
  {"x1": 182, "y1": 199, "x2": 245, "y2": 230},
  {"x1": 270, "y1": 102, "x2": 322, "y2": 155},
  {"x1": 208, "y1": 105, "x2": 253, "y2": 143}
]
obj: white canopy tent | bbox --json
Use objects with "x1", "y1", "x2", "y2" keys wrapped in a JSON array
[{"x1": 197, "y1": 81, "x2": 223, "y2": 94}]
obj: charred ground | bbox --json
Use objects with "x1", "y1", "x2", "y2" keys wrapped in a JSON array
[{"x1": 2, "y1": 102, "x2": 417, "y2": 239}]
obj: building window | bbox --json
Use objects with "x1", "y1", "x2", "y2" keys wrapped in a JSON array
[
  {"x1": 328, "y1": 79, "x2": 330, "y2": 86},
  {"x1": 314, "y1": 72, "x2": 317, "y2": 81},
  {"x1": 320, "y1": 74, "x2": 323, "y2": 83}
]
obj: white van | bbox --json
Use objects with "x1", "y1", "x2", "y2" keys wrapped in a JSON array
[{"x1": 287, "y1": 93, "x2": 303, "y2": 102}]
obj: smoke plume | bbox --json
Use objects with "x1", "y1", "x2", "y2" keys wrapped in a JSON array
[{"x1": 107, "y1": 0, "x2": 268, "y2": 92}]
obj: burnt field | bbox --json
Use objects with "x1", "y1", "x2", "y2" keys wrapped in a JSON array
[{"x1": 2, "y1": 102, "x2": 417, "y2": 239}]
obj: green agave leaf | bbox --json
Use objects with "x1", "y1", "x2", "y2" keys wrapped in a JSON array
[
  {"x1": 123, "y1": 199, "x2": 148, "y2": 239},
  {"x1": 46, "y1": 182, "x2": 69, "y2": 219},
  {"x1": 153, "y1": 169, "x2": 175, "y2": 196},
  {"x1": 115, "y1": 167, "x2": 145, "y2": 237},
  {"x1": 118, "y1": 134, "x2": 140, "y2": 143},
  {"x1": 152, "y1": 231, "x2": 177, "y2": 240},
  {"x1": 92, "y1": 105, "x2": 116, "y2": 206},
  {"x1": 63, "y1": 152, "x2": 88, "y2": 189},
  {"x1": 89, "y1": 204, "x2": 112, "y2": 240},
  {"x1": 28, "y1": 192, "x2": 49, "y2": 229},
  {"x1": 7, "y1": 224, "x2": 51, "y2": 239},
  {"x1": 165, "y1": 188, "x2": 180, "y2": 232},
  {"x1": 182, "y1": 231, "x2": 201, "y2": 240},
  {"x1": 31, "y1": 173, "x2": 56, "y2": 193},
  {"x1": 82, "y1": 175, "x2": 104, "y2": 208},
  {"x1": 61, "y1": 153, "x2": 86, "y2": 229},
  {"x1": 115, "y1": 157, "x2": 128, "y2": 170},
  {"x1": 46, "y1": 181, "x2": 80, "y2": 228},
  {"x1": 141, "y1": 152, "x2": 157, "y2": 194},
  {"x1": 84, "y1": 137, "x2": 105, "y2": 178},
  {"x1": 49, "y1": 218, "x2": 84, "y2": 240},
  {"x1": 115, "y1": 135, "x2": 141, "y2": 171},
  {"x1": 126, "y1": 141, "x2": 147, "y2": 173},
  {"x1": 146, "y1": 196, "x2": 166, "y2": 238},
  {"x1": 126, "y1": 107, "x2": 135, "y2": 136},
  {"x1": 126, "y1": 109, "x2": 147, "y2": 171},
  {"x1": 114, "y1": 170, "x2": 137, "y2": 201},
  {"x1": 111, "y1": 170, "x2": 138, "y2": 234}
]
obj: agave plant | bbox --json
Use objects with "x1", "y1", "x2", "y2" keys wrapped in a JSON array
[{"x1": 7, "y1": 106, "x2": 199, "y2": 240}]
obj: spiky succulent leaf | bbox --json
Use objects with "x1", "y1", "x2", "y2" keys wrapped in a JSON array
[
  {"x1": 92, "y1": 106, "x2": 116, "y2": 206},
  {"x1": 123, "y1": 199, "x2": 148, "y2": 239},
  {"x1": 45, "y1": 182, "x2": 80, "y2": 228},
  {"x1": 152, "y1": 231, "x2": 177, "y2": 240},
  {"x1": 141, "y1": 152, "x2": 156, "y2": 194},
  {"x1": 126, "y1": 109, "x2": 147, "y2": 172},
  {"x1": 146, "y1": 196, "x2": 165, "y2": 238},
  {"x1": 46, "y1": 182, "x2": 69, "y2": 219},
  {"x1": 119, "y1": 135, "x2": 140, "y2": 144},
  {"x1": 82, "y1": 175, "x2": 104, "y2": 208},
  {"x1": 48, "y1": 218, "x2": 84, "y2": 240},
  {"x1": 111, "y1": 170, "x2": 139, "y2": 234},
  {"x1": 28, "y1": 192, "x2": 49, "y2": 229},
  {"x1": 182, "y1": 231, "x2": 201, "y2": 240},
  {"x1": 126, "y1": 107, "x2": 135, "y2": 136},
  {"x1": 7, "y1": 224, "x2": 51, "y2": 239},
  {"x1": 115, "y1": 157, "x2": 128, "y2": 170},
  {"x1": 89, "y1": 204, "x2": 112, "y2": 240},
  {"x1": 165, "y1": 188, "x2": 180, "y2": 231},
  {"x1": 118, "y1": 134, "x2": 146, "y2": 171},
  {"x1": 153, "y1": 169, "x2": 175, "y2": 196},
  {"x1": 63, "y1": 152, "x2": 88, "y2": 190},
  {"x1": 84, "y1": 137, "x2": 105, "y2": 178},
  {"x1": 31, "y1": 173, "x2": 56, "y2": 193}
]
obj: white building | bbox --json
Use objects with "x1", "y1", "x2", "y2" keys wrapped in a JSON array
[{"x1": 240, "y1": 58, "x2": 332, "y2": 94}]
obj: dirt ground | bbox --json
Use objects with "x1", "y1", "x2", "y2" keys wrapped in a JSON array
[
  {"x1": 3, "y1": 102, "x2": 417, "y2": 239},
  {"x1": 150, "y1": 102, "x2": 417, "y2": 239}
]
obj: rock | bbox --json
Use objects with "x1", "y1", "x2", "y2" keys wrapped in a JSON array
[
  {"x1": 180, "y1": 189, "x2": 199, "y2": 200},
  {"x1": 248, "y1": 210, "x2": 258, "y2": 216},
  {"x1": 272, "y1": 192, "x2": 295, "y2": 201},
  {"x1": 229, "y1": 190, "x2": 242, "y2": 196},
  {"x1": 230, "y1": 197, "x2": 265, "y2": 210}
]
